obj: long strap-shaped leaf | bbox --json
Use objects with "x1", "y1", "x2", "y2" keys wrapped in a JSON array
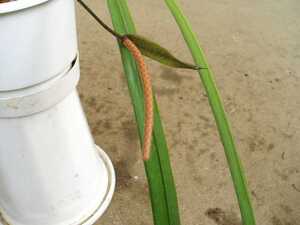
[
  {"x1": 107, "y1": 1, "x2": 181, "y2": 225},
  {"x1": 163, "y1": 1, "x2": 256, "y2": 225}
]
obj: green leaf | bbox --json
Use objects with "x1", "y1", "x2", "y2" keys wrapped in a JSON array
[
  {"x1": 107, "y1": 1, "x2": 181, "y2": 225},
  {"x1": 126, "y1": 33, "x2": 199, "y2": 70},
  {"x1": 163, "y1": 1, "x2": 256, "y2": 225}
]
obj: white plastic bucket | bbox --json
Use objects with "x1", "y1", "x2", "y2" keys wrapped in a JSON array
[
  {"x1": 0, "y1": 57, "x2": 116, "y2": 225},
  {"x1": 0, "y1": 1, "x2": 115, "y2": 224},
  {"x1": 0, "y1": 90, "x2": 115, "y2": 225},
  {"x1": 0, "y1": 0, "x2": 78, "y2": 91}
]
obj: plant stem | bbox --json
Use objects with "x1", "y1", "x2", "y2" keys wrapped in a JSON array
[
  {"x1": 77, "y1": 0, "x2": 123, "y2": 40},
  {"x1": 163, "y1": 0, "x2": 256, "y2": 225}
]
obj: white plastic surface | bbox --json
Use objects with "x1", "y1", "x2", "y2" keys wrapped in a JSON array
[
  {"x1": 0, "y1": 91, "x2": 115, "y2": 225},
  {"x1": 0, "y1": 0, "x2": 49, "y2": 14},
  {"x1": 0, "y1": 56, "x2": 79, "y2": 118},
  {"x1": 0, "y1": 0, "x2": 78, "y2": 91},
  {"x1": 80, "y1": 146, "x2": 115, "y2": 225}
]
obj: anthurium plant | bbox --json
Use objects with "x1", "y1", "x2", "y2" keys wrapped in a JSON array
[
  {"x1": 0, "y1": 0, "x2": 257, "y2": 224},
  {"x1": 77, "y1": 0, "x2": 256, "y2": 224}
]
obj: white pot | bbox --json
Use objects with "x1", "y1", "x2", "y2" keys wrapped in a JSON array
[
  {"x1": 0, "y1": 58, "x2": 115, "y2": 225},
  {"x1": 0, "y1": 0, "x2": 115, "y2": 224},
  {"x1": 0, "y1": 0, "x2": 78, "y2": 91}
]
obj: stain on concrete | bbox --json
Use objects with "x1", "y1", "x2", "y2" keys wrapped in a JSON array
[
  {"x1": 155, "y1": 87, "x2": 177, "y2": 96},
  {"x1": 274, "y1": 169, "x2": 289, "y2": 181},
  {"x1": 91, "y1": 120, "x2": 112, "y2": 136},
  {"x1": 86, "y1": 96, "x2": 97, "y2": 108},
  {"x1": 205, "y1": 208, "x2": 241, "y2": 225},
  {"x1": 272, "y1": 216, "x2": 282, "y2": 225},
  {"x1": 193, "y1": 175, "x2": 203, "y2": 184},
  {"x1": 210, "y1": 152, "x2": 218, "y2": 162},
  {"x1": 271, "y1": 216, "x2": 294, "y2": 225},
  {"x1": 248, "y1": 135, "x2": 266, "y2": 152},
  {"x1": 160, "y1": 67, "x2": 186, "y2": 84},
  {"x1": 199, "y1": 115, "x2": 210, "y2": 122},
  {"x1": 198, "y1": 148, "x2": 210, "y2": 156},
  {"x1": 96, "y1": 104, "x2": 105, "y2": 113},
  {"x1": 79, "y1": 93, "x2": 85, "y2": 100},
  {"x1": 275, "y1": 168, "x2": 299, "y2": 182},
  {"x1": 201, "y1": 131, "x2": 209, "y2": 137},
  {"x1": 251, "y1": 190, "x2": 265, "y2": 207},
  {"x1": 114, "y1": 160, "x2": 132, "y2": 189},
  {"x1": 275, "y1": 78, "x2": 281, "y2": 82},
  {"x1": 292, "y1": 184, "x2": 300, "y2": 193},
  {"x1": 280, "y1": 204, "x2": 293, "y2": 215},
  {"x1": 267, "y1": 143, "x2": 275, "y2": 151},
  {"x1": 103, "y1": 120, "x2": 112, "y2": 129},
  {"x1": 121, "y1": 119, "x2": 139, "y2": 141},
  {"x1": 248, "y1": 135, "x2": 275, "y2": 153}
]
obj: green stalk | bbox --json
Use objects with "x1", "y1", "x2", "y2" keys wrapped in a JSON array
[
  {"x1": 163, "y1": 1, "x2": 256, "y2": 225},
  {"x1": 107, "y1": 1, "x2": 181, "y2": 225}
]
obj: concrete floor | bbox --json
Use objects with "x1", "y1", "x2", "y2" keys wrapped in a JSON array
[{"x1": 76, "y1": 1, "x2": 300, "y2": 225}]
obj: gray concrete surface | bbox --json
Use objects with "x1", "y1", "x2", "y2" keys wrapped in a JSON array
[{"x1": 76, "y1": 1, "x2": 300, "y2": 224}]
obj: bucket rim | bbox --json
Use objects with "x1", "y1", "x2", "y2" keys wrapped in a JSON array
[
  {"x1": 0, "y1": 145, "x2": 116, "y2": 225},
  {"x1": 80, "y1": 145, "x2": 116, "y2": 225},
  {"x1": 0, "y1": 0, "x2": 50, "y2": 14}
]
